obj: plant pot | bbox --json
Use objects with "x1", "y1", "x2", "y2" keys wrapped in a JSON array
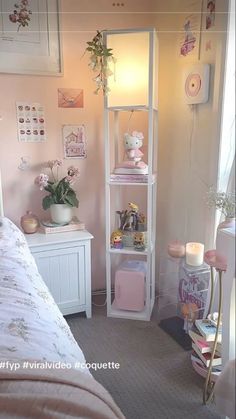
[
  {"x1": 217, "y1": 217, "x2": 235, "y2": 230},
  {"x1": 50, "y1": 204, "x2": 73, "y2": 224}
]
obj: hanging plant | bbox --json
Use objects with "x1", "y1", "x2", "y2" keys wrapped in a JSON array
[{"x1": 85, "y1": 30, "x2": 116, "y2": 95}]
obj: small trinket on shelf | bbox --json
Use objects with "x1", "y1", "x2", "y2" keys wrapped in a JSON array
[
  {"x1": 20, "y1": 210, "x2": 39, "y2": 234},
  {"x1": 116, "y1": 202, "x2": 141, "y2": 232},
  {"x1": 110, "y1": 230, "x2": 123, "y2": 249},
  {"x1": 134, "y1": 231, "x2": 146, "y2": 251}
]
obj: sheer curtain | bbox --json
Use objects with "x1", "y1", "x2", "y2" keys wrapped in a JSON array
[{"x1": 216, "y1": 0, "x2": 235, "y2": 227}]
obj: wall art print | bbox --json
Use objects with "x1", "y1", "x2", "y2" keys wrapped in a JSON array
[
  {"x1": 63, "y1": 125, "x2": 87, "y2": 159},
  {"x1": 16, "y1": 102, "x2": 46, "y2": 142},
  {"x1": 178, "y1": 0, "x2": 202, "y2": 59},
  {"x1": 58, "y1": 88, "x2": 84, "y2": 108},
  {"x1": 0, "y1": 0, "x2": 62, "y2": 75},
  {"x1": 206, "y1": 0, "x2": 216, "y2": 30}
]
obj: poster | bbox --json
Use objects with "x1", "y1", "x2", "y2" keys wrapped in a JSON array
[
  {"x1": 63, "y1": 125, "x2": 87, "y2": 159},
  {"x1": 179, "y1": 0, "x2": 202, "y2": 58},
  {"x1": 58, "y1": 88, "x2": 84, "y2": 108},
  {"x1": 206, "y1": 0, "x2": 216, "y2": 30},
  {"x1": 16, "y1": 102, "x2": 46, "y2": 142}
]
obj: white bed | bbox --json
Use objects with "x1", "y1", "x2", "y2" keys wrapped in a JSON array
[
  {"x1": 0, "y1": 216, "x2": 89, "y2": 370},
  {"x1": 0, "y1": 173, "x2": 124, "y2": 419}
]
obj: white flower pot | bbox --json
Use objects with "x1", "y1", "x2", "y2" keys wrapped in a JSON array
[{"x1": 50, "y1": 204, "x2": 73, "y2": 224}]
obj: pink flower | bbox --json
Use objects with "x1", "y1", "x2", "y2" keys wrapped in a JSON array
[
  {"x1": 47, "y1": 159, "x2": 63, "y2": 169},
  {"x1": 35, "y1": 173, "x2": 49, "y2": 190},
  {"x1": 19, "y1": 10, "x2": 28, "y2": 19},
  {"x1": 9, "y1": 14, "x2": 18, "y2": 23},
  {"x1": 67, "y1": 166, "x2": 80, "y2": 177},
  {"x1": 65, "y1": 175, "x2": 75, "y2": 185}
]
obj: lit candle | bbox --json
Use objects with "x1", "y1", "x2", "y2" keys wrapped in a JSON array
[
  {"x1": 0, "y1": 169, "x2": 4, "y2": 217},
  {"x1": 186, "y1": 242, "x2": 204, "y2": 266}
]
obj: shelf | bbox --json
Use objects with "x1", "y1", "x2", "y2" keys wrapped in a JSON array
[
  {"x1": 108, "y1": 243, "x2": 155, "y2": 255},
  {"x1": 109, "y1": 301, "x2": 151, "y2": 321},
  {"x1": 109, "y1": 173, "x2": 157, "y2": 186},
  {"x1": 104, "y1": 28, "x2": 158, "y2": 322},
  {"x1": 106, "y1": 105, "x2": 158, "y2": 112},
  {"x1": 108, "y1": 181, "x2": 155, "y2": 186},
  {"x1": 109, "y1": 247, "x2": 148, "y2": 255}
]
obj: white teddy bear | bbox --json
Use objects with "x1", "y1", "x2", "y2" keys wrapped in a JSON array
[
  {"x1": 114, "y1": 130, "x2": 148, "y2": 174},
  {"x1": 123, "y1": 131, "x2": 147, "y2": 170},
  {"x1": 124, "y1": 131, "x2": 144, "y2": 163}
]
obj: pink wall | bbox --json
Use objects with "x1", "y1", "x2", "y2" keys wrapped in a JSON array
[{"x1": 0, "y1": 0, "x2": 155, "y2": 290}]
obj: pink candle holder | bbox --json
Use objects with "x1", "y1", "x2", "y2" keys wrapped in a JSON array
[
  {"x1": 167, "y1": 240, "x2": 185, "y2": 258},
  {"x1": 204, "y1": 250, "x2": 227, "y2": 272}
]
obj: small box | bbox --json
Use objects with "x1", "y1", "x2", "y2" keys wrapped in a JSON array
[{"x1": 114, "y1": 260, "x2": 146, "y2": 311}]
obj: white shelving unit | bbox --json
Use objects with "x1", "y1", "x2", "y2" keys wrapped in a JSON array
[{"x1": 104, "y1": 28, "x2": 158, "y2": 321}]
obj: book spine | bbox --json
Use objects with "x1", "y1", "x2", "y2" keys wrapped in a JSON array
[
  {"x1": 192, "y1": 343, "x2": 221, "y2": 367},
  {"x1": 41, "y1": 224, "x2": 85, "y2": 234}
]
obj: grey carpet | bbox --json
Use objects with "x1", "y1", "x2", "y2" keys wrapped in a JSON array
[{"x1": 66, "y1": 303, "x2": 223, "y2": 419}]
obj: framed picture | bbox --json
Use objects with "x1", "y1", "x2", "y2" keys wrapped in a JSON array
[
  {"x1": 63, "y1": 125, "x2": 87, "y2": 159},
  {"x1": 0, "y1": 0, "x2": 62, "y2": 75}
]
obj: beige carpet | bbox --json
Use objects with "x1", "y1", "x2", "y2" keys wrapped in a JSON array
[{"x1": 67, "y1": 303, "x2": 223, "y2": 419}]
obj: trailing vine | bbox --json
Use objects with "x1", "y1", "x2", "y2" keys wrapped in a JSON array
[{"x1": 85, "y1": 31, "x2": 116, "y2": 95}]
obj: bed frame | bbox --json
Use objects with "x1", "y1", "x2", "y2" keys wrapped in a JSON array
[{"x1": 0, "y1": 169, "x2": 4, "y2": 217}]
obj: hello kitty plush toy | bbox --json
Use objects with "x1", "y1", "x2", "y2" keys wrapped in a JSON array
[{"x1": 114, "y1": 131, "x2": 148, "y2": 174}]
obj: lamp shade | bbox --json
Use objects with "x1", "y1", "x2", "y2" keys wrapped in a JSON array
[{"x1": 105, "y1": 29, "x2": 157, "y2": 108}]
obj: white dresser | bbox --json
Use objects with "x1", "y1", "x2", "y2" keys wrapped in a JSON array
[{"x1": 25, "y1": 230, "x2": 93, "y2": 318}]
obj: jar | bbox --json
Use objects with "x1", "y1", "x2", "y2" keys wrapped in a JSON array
[
  {"x1": 168, "y1": 240, "x2": 185, "y2": 258},
  {"x1": 20, "y1": 211, "x2": 39, "y2": 234}
]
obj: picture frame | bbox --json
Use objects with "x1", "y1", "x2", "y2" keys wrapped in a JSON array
[
  {"x1": 63, "y1": 125, "x2": 87, "y2": 159},
  {"x1": 0, "y1": 0, "x2": 63, "y2": 76}
]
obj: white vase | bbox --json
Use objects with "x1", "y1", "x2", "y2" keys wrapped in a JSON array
[
  {"x1": 217, "y1": 217, "x2": 235, "y2": 230},
  {"x1": 50, "y1": 204, "x2": 73, "y2": 224}
]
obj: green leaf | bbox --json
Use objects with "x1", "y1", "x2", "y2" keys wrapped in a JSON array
[
  {"x1": 64, "y1": 190, "x2": 79, "y2": 208},
  {"x1": 44, "y1": 184, "x2": 54, "y2": 194},
  {"x1": 42, "y1": 195, "x2": 54, "y2": 210}
]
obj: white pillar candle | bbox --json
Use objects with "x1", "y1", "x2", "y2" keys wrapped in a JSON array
[
  {"x1": 0, "y1": 169, "x2": 4, "y2": 217},
  {"x1": 186, "y1": 242, "x2": 204, "y2": 266}
]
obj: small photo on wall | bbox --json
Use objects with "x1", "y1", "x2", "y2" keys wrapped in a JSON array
[
  {"x1": 63, "y1": 125, "x2": 87, "y2": 159},
  {"x1": 58, "y1": 88, "x2": 84, "y2": 108},
  {"x1": 206, "y1": 0, "x2": 215, "y2": 30}
]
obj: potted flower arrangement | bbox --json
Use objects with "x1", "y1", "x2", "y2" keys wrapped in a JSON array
[
  {"x1": 35, "y1": 160, "x2": 79, "y2": 224},
  {"x1": 207, "y1": 187, "x2": 235, "y2": 229}
]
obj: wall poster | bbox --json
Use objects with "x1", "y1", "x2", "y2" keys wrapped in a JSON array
[
  {"x1": 63, "y1": 125, "x2": 87, "y2": 159},
  {"x1": 16, "y1": 102, "x2": 46, "y2": 142}
]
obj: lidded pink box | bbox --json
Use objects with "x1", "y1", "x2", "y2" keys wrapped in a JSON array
[{"x1": 114, "y1": 260, "x2": 146, "y2": 311}]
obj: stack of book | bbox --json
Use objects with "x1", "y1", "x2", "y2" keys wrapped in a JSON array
[
  {"x1": 189, "y1": 318, "x2": 222, "y2": 376},
  {"x1": 40, "y1": 218, "x2": 85, "y2": 234}
]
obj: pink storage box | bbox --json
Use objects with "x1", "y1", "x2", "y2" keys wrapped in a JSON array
[{"x1": 114, "y1": 260, "x2": 146, "y2": 311}]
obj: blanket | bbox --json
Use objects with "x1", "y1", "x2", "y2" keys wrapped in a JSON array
[{"x1": 0, "y1": 367, "x2": 124, "y2": 418}]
